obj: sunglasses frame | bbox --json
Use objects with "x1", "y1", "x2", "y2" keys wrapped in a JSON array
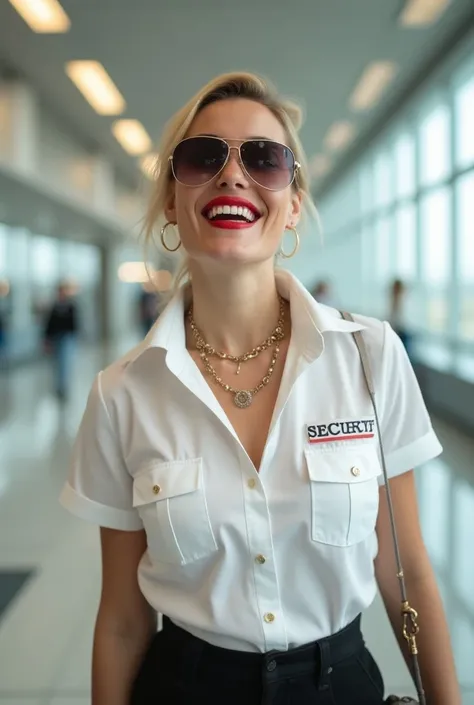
[{"x1": 169, "y1": 136, "x2": 301, "y2": 192}]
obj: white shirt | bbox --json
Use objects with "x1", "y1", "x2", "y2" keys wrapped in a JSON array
[{"x1": 60, "y1": 270, "x2": 442, "y2": 653}]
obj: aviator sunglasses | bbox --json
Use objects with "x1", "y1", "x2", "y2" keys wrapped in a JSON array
[{"x1": 169, "y1": 136, "x2": 300, "y2": 191}]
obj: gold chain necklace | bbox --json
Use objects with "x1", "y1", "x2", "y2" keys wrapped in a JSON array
[
  {"x1": 189, "y1": 296, "x2": 285, "y2": 374},
  {"x1": 188, "y1": 298, "x2": 286, "y2": 409}
]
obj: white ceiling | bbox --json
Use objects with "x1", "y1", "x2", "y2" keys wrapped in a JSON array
[{"x1": 0, "y1": 0, "x2": 472, "y2": 194}]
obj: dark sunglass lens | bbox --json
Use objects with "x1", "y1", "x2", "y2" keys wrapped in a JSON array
[
  {"x1": 172, "y1": 137, "x2": 228, "y2": 186},
  {"x1": 241, "y1": 140, "x2": 295, "y2": 189}
]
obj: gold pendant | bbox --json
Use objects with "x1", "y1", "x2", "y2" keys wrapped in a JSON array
[
  {"x1": 236, "y1": 361, "x2": 241, "y2": 375},
  {"x1": 234, "y1": 390, "x2": 253, "y2": 408}
]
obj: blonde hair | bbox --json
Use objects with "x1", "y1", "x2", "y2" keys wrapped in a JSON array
[{"x1": 143, "y1": 71, "x2": 318, "y2": 290}]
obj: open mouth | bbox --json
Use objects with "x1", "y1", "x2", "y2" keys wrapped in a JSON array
[
  {"x1": 202, "y1": 198, "x2": 262, "y2": 225},
  {"x1": 206, "y1": 205, "x2": 257, "y2": 223}
]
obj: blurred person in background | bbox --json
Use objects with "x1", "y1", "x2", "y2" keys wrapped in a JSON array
[
  {"x1": 389, "y1": 279, "x2": 413, "y2": 358},
  {"x1": 60, "y1": 72, "x2": 459, "y2": 705},
  {"x1": 43, "y1": 280, "x2": 80, "y2": 400}
]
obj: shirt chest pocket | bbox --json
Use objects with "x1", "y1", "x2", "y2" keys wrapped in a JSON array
[
  {"x1": 132, "y1": 458, "x2": 218, "y2": 565},
  {"x1": 305, "y1": 446, "x2": 382, "y2": 547}
]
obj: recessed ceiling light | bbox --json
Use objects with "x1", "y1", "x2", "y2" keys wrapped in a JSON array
[
  {"x1": 350, "y1": 61, "x2": 398, "y2": 111},
  {"x1": 309, "y1": 154, "x2": 331, "y2": 179},
  {"x1": 113, "y1": 120, "x2": 152, "y2": 156},
  {"x1": 8, "y1": 0, "x2": 70, "y2": 33},
  {"x1": 324, "y1": 121, "x2": 356, "y2": 152},
  {"x1": 65, "y1": 61, "x2": 126, "y2": 115},
  {"x1": 139, "y1": 153, "x2": 160, "y2": 179},
  {"x1": 399, "y1": 0, "x2": 452, "y2": 27}
]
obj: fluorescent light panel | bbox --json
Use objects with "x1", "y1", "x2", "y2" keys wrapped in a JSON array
[
  {"x1": 113, "y1": 120, "x2": 152, "y2": 156},
  {"x1": 8, "y1": 0, "x2": 70, "y2": 32},
  {"x1": 399, "y1": 0, "x2": 452, "y2": 27},
  {"x1": 66, "y1": 61, "x2": 125, "y2": 116},
  {"x1": 350, "y1": 61, "x2": 398, "y2": 111},
  {"x1": 118, "y1": 262, "x2": 154, "y2": 284},
  {"x1": 324, "y1": 121, "x2": 356, "y2": 152}
]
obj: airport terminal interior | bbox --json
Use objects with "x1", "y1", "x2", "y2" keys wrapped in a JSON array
[{"x1": 0, "y1": 0, "x2": 473, "y2": 703}]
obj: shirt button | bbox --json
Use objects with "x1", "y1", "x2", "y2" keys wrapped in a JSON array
[
  {"x1": 267, "y1": 659, "x2": 277, "y2": 672},
  {"x1": 152, "y1": 484, "x2": 161, "y2": 494},
  {"x1": 248, "y1": 479, "x2": 257, "y2": 489},
  {"x1": 264, "y1": 613, "x2": 276, "y2": 624},
  {"x1": 351, "y1": 467, "x2": 360, "y2": 477},
  {"x1": 255, "y1": 554, "x2": 266, "y2": 565}
]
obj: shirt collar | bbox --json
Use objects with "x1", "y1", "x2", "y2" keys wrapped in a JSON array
[{"x1": 128, "y1": 269, "x2": 366, "y2": 366}]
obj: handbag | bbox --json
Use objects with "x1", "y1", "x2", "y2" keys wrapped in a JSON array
[{"x1": 341, "y1": 312, "x2": 424, "y2": 705}]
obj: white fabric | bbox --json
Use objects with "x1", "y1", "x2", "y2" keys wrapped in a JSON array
[{"x1": 60, "y1": 269, "x2": 442, "y2": 653}]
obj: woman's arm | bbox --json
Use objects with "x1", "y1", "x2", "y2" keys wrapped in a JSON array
[
  {"x1": 375, "y1": 470, "x2": 461, "y2": 705},
  {"x1": 92, "y1": 527, "x2": 157, "y2": 705}
]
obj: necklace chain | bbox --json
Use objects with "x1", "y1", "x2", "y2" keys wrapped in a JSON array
[{"x1": 188, "y1": 297, "x2": 286, "y2": 408}]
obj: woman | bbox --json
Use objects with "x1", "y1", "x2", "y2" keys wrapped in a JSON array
[
  {"x1": 60, "y1": 72, "x2": 460, "y2": 704},
  {"x1": 44, "y1": 280, "x2": 79, "y2": 400}
]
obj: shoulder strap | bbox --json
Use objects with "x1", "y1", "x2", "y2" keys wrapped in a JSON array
[{"x1": 340, "y1": 311, "x2": 425, "y2": 705}]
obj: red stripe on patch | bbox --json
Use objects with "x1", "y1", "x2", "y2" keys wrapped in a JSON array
[{"x1": 308, "y1": 433, "x2": 375, "y2": 444}]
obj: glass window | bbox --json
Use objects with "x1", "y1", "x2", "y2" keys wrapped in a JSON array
[
  {"x1": 31, "y1": 236, "x2": 59, "y2": 287},
  {"x1": 359, "y1": 161, "x2": 374, "y2": 217},
  {"x1": 420, "y1": 188, "x2": 451, "y2": 332},
  {"x1": 457, "y1": 172, "x2": 474, "y2": 284},
  {"x1": 457, "y1": 172, "x2": 474, "y2": 339},
  {"x1": 454, "y1": 72, "x2": 474, "y2": 169},
  {"x1": 374, "y1": 151, "x2": 392, "y2": 208},
  {"x1": 395, "y1": 203, "x2": 417, "y2": 280},
  {"x1": 394, "y1": 132, "x2": 415, "y2": 199},
  {"x1": 420, "y1": 188, "x2": 451, "y2": 285},
  {"x1": 375, "y1": 216, "x2": 392, "y2": 283},
  {"x1": 419, "y1": 103, "x2": 450, "y2": 187}
]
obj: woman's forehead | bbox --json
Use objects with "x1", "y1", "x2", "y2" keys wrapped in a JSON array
[{"x1": 187, "y1": 98, "x2": 287, "y2": 143}]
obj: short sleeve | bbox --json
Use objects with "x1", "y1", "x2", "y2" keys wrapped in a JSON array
[
  {"x1": 59, "y1": 372, "x2": 143, "y2": 531},
  {"x1": 376, "y1": 322, "x2": 442, "y2": 482}
]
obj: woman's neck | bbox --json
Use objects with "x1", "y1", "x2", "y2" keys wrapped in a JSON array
[{"x1": 186, "y1": 263, "x2": 284, "y2": 355}]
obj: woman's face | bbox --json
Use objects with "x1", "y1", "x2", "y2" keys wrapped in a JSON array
[{"x1": 165, "y1": 98, "x2": 302, "y2": 269}]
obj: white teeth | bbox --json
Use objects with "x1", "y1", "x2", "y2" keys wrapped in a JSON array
[{"x1": 206, "y1": 205, "x2": 257, "y2": 222}]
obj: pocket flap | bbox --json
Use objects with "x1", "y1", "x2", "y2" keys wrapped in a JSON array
[
  {"x1": 132, "y1": 458, "x2": 203, "y2": 507},
  {"x1": 305, "y1": 445, "x2": 381, "y2": 484}
]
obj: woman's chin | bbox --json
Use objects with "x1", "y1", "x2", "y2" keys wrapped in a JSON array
[{"x1": 191, "y1": 244, "x2": 272, "y2": 268}]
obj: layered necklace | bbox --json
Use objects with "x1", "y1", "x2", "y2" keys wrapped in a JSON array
[{"x1": 188, "y1": 296, "x2": 286, "y2": 409}]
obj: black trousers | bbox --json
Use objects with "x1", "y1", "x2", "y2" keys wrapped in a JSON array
[{"x1": 131, "y1": 614, "x2": 385, "y2": 704}]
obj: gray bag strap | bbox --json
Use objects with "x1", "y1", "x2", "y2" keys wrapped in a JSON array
[{"x1": 340, "y1": 311, "x2": 425, "y2": 705}]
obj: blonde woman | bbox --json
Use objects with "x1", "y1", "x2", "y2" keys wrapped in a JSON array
[{"x1": 60, "y1": 73, "x2": 459, "y2": 705}]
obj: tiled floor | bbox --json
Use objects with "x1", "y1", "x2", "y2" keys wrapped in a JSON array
[{"x1": 0, "y1": 344, "x2": 473, "y2": 704}]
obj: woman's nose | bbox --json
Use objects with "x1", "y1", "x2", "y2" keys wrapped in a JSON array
[{"x1": 216, "y1": 147, "x2": 250, "y2": 189}]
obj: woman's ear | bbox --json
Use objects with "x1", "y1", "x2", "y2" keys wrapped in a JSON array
[
  {"x1": 287, "y1": 191, "x2": 302, "y2": 228},
  {"x1": 164, "y1": 185, "x2": 177, "y2": 224}
]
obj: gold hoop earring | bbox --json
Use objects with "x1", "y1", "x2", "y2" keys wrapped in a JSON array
[
  {"x1": 160, "y1": 222, "x2": 181, "y2": 252},
  {"x1": 279, "y1": 226, "x2": 300, "y2": 259}
]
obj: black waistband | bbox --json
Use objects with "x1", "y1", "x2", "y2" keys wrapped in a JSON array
[{"x1": 161, "y1": 614, "x2": 364, "y2": 671}]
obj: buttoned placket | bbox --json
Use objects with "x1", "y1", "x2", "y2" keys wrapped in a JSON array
[{"x1": 241, "y1": 435, "x2": 288, "y2": 652}]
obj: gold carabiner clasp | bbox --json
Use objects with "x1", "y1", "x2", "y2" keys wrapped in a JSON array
[{"x1": 401, "y1": 601, "x2": 420, "y2": 655}]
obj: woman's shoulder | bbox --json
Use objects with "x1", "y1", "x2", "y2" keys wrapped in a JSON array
[
  {"x1": 320, "y1": 302, "x2": 390, "y2": 354},
  {"x1": 95, "y1": 338, "x2": 159, "y2": 404}
]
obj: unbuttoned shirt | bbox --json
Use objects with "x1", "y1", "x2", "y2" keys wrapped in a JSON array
[{"x1": 60, "y1": 269, "x2": 442, "y2": 653}]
